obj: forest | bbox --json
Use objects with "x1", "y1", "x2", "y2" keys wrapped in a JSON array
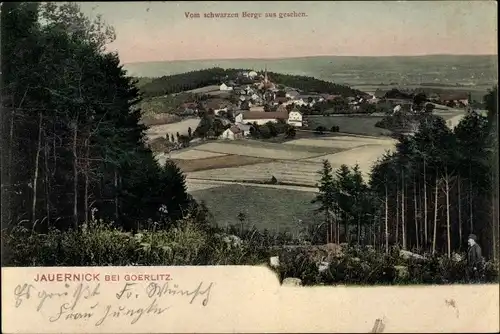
[
  {"x1": 1, "y1": 3, "x2": 498, "y2": 285},
  {"x1": 312, "y1": 103, "x2": 498, "y2": 261},
  {"x1": 1, "y1": 2, "x2": 194, "y2": 234}
]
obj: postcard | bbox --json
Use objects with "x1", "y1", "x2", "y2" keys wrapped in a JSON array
[{"x1": 1, "y1": 1, "x2": 498, "y2": 333}]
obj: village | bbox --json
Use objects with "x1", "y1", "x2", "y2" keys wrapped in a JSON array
[{"x1": 151, "y1": 67, "x2": 472, "y2": 148}]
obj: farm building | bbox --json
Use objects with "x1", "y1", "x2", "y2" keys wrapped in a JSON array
[
  {"x1": 438, "y1": 92, "x2": 469, "y2": 106},
  {"x1": 236, "y1": 110, "x2": 288, "y2": 125},
  {"x1": 287, "y1": 109, "x2": 303, "y2": 127},
  {"x1": 220, "y1": 126, "x2": 243, "y2": 140}
]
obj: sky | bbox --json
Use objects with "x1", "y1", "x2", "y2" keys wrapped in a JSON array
[{"x1": 78, "y1": 1, "x2": 498, "y2": 64}]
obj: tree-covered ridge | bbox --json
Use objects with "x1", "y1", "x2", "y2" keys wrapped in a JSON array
[
  {"x1": 138, "y1": 67, "x2": 364, "y2": 97},
  {"x1": 313, "y1": 91, "x2": 498, "y2": 260},
  {"x1": 1, "y1": 2, "x2": 192, "y2": 233},
  {"x1": 265, "y1": 71, "x2": 365, "y2": 97}
]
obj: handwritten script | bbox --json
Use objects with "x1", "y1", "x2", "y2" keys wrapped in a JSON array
[{"x1": 13, "y1": 280, "x2": 214, "y2": 326}]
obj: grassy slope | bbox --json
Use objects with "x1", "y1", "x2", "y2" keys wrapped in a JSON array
[{"x1": 190, "y1": 185, "x2": 320, "y2": 233}]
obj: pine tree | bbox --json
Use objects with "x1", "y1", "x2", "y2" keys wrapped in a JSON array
[{"x1": 312, "y1": 160, "x2": 336, "y2": 243}]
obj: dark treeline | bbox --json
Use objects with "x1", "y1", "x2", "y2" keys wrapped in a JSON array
[
  {"x1": 140, "y1": 68, "x2": 232, "y2": 97},
  {"x1": 313, "y1": 91, "x2": 499, "y2": 260},
  {"x1": 139, "y1": 68, "x2": 365, "y2": 98},
  {"x1": 1, "y1": 3, "x2": 195, "y2": 233},
  {"x1": 266, "y1": 72, "x2": 364, "y2": 97}
]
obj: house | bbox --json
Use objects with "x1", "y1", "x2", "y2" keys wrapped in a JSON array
[
  {"x1": 235, "y1": 123, "x2": 252, "y2": 137},
  {"x1": 248, "y1": 71, "x2": 258, "y2": 78},
  {"x1": 239, "y1": 110, "x2": 289, "y2": 125},
  {"x1": 285, "y1": 90, "x2": 300, "y2": 99},
  {"x1": 287, "y1": 109, "x2": 303, "y2": 127},
  {"x1": 439, "y1": 92, "x2": 469, "y2": 106},
  {"x1": 220, "y1": 126, "x2": 243, "y2": 140},
  {"x1": 251, "y1": 93, "x2": 260, "y2": 101},
  {"x1": 235, "y1": 113, "x2": 245, "y2": 123},
  {"x1": 293, "y1": 99, "x2": 308, "y2": 107},
  {"x1": 219, "y1": 83, "x2": 233, "y2": 91}
]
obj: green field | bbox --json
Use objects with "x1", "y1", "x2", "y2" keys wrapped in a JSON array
[
  {"x1": 305, "y1": 115, "x2": 391, "y2": 136},
  {"x1": 190, "y1": 185, "x2": 321, "y2": 234}
]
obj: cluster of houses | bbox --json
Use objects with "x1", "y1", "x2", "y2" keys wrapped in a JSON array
[{"x1": 214, "y1": 68, "x2": 315, "y2": 140}]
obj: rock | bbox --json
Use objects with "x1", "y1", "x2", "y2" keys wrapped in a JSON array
[
  {"x1": 318, "y1": 261, "x2": 330, "y2": 273},
  {"x1": 324, "y1": 243, "x2": 344, "y2": 258},
  {"x1": 400, "y1": 250, "x2": 426, "y2": 261},
  {"x1": 282, "y1": 277, "x2": 302, "y2": 286},
  {"x1": 222, "y1": 235, "x2": 243, "y2": 247},
  {"x1": 269, "y1": 256, "x2": 280, "y2": 268},
  {"x1": 394, "y1": 265, "x2": 409, "y2": 279}
]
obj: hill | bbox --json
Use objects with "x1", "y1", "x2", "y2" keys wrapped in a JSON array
[
  {"x1": 124, "y1": 55, "x2": 498, "y2": 88},
  {"x1": 138, "y1": 67, "x2": 364, "y2": 98}
]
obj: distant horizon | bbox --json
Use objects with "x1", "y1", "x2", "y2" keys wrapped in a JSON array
[
  {"x1": 123, "y1": 53, "x2": 498, "y2": 65},
  {"x1": 79, "y1": 2, "x2": 497, "y2": 64}
]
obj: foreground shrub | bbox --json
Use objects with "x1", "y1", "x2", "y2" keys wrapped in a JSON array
[
  {"x1": 275, "y1": 245, "x2": 499, "y2": 285},
  {"x1": 3, "y1": 223, "x2": 498, "y2": 286}
]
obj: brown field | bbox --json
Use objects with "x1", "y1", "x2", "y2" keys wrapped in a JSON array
[
  {"x1": 141, "y1": 113, "x2": 182, "y2": 126},
  {"x1": 173, "y1": 154, "x2": 271, "y2": 172}
]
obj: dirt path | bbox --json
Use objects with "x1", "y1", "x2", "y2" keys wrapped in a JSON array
[{"x1": 186, "y1": 178, "x2": 318, "y2": 193}]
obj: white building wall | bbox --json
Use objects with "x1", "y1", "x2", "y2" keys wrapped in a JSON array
[
  {"x1": 243, "y1": 118, "x2": 279, "y2": 125},
  {"x1": 220, "y1": 129, "x2": 235, "y2": 140}
]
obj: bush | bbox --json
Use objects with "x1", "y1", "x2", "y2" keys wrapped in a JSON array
[
  {"x1": 330, "y1": 125, "x2": 340, "y2": 132},
  {"x1": 315, "y1": 126, "x2": 327, "y2": 135},
  {"x1": 3, "y1": 221, "x2": 498, "y2": 286},
  {"x1": 2, "y1": 218, "x2": 267, "y2": 267},
  {"x1": 274, "y1": 245, "x2": 499, "y2": 286}
]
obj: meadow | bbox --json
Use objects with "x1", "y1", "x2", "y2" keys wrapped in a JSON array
[
  {"x1": 190, "y1": 184, "x2": 320, "y2": 234},
  {"x1": 145, "y1": 117, "x2": 201, "y2": 140}
]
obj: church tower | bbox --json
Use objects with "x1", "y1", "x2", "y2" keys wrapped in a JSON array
[{"x1": 264, "y1": 65, "x2": 268, "y2": 84}]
